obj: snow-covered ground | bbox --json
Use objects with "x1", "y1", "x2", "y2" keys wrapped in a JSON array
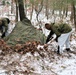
[
  {"x1": 0, "y1": 28, "x2": 76, "y2": 75},
  {"x1": 0, "y1": 35, "x2": 76, "y2": 75}
]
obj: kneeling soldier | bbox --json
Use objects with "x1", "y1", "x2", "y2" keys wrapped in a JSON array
[{"x1": 0, "y1": 18, "x2": 10, "y2": 38}]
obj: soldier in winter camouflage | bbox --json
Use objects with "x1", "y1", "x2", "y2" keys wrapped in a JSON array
[
  {"x1": 45, "y1": 22, "x2": 72, "y2": 54},
  {"x1": 0, "y1": 18, "x2": 10, "y2": 38}
]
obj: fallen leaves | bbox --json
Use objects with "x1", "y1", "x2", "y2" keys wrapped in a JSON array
[
  {"x1": 13, "y1": 41, "x2": 40, "y2": 55},
  {"x1": 0, "y1": 40, "x2": 41, "y2": 55}
]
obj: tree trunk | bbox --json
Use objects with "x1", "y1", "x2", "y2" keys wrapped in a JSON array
[
  {"x1": 73, "y1": 8, "x2": 76, "y2": 31},
  {"x1": 30, "y1": 0, "x2": 34, "y2": 21},
  {"x1": 65, "y1": 7, "x2": 68, "y2": 17},
  {"x1": 30, "y1": 4, "x2": 33, "y2": 20},
  {"x1": 52, "y1": 9, "x2": 54, "y2": 15},
  {"x1": 70, "y1": 4, "x2": 74, "y2": 23},
  {"x1": 45, "y1": 0, "x2": 49, "y2": 19},
  {"x1": 15, "y1": 0, "x2": 18, "y2": 22},
  {"x1": 34, "y1": 0, "x2": 43, "y2": 22},
  {"x1": 25, "y1": 0, "x2": 27, "y2": 15},
  {"x1": 72, "y1": 1, "x2": 76, "y2": 31},
  {"x1": 11, "y1": 0, "x2": 13, "y2": 13},
  {"x1": 18, "y1": 0, "x2": 25, "y2": 21}
]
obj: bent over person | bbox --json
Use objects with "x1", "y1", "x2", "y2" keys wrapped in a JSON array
[
  {"x1": 45, "y1": 22, "x2": 72, "y2": 54},
  {"x1": 0, "y1": 17, "x2": 10, "y2": 38}
]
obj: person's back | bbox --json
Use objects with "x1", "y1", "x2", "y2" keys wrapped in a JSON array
[
  {"x1": 0, "y1": 17, "x2": 10, "y2": 38},
  {"x1": 50, "y1": 23, "x2": 72, "y2": 37}
]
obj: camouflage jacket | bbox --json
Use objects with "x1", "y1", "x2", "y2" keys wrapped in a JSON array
[
  {"x1": 0, "y1": 18, "x2": 9, "y2": 33},
  {"x1": 50, "y1": 23, "x2": 72, "y2": 37}
]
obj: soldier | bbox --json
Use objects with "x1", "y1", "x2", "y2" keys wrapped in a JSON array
[
  {"x1": 0, "y1": 17, "x2": 10, "y2": 38},
  {"x1": 45, "y1": 22, "x2": 72, "y2": 54}
]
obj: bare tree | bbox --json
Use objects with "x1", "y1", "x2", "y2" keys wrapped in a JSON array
[
  {"x1": 15, "y1": 0, "x2": 18, "y2": 22},
  {"x1": 45, "y1": 0, "x2": 49, "y2": 19},
  {"x1": 30, "y1": 0, "x2": 34, "y2": 20},
  {"x1": 18, "y1": 0, "x2": 25, "y2": 21},
  {"x1": 11, "y1": 0, "x2": 14, "y2": 13},
  {"x1": 71, "y1": 0, "x2": 76, "y2": 30},
  {"x1": 35, "y1": 0, "x2": 43, "y2": 22}
]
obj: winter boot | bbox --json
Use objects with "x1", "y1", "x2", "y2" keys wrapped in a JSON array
[
  {"x1": 66, "y1": 48, "x2": 71, "y2": 51},
  {"x1": 57, "y1": 46, "x2": 60, "y2": 54}
]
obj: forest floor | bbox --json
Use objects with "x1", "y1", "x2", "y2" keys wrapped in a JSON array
[{"x1": 0, "y1": 30, "x2": 76, "y2": 75}]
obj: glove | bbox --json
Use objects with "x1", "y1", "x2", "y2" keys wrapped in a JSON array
[
  {"x1": 51, "y1": 34, "x2": 56, "y2": 40},
  {"x1": 1, "y1": 32, "x2": 5, "y2": 38},
  {"x1": 55, "y1": 35, "x2": 60, "y2": 42},
  {"x1": 55, "y1": 37, "x2": 58, "y2": 42},
  {"x1": 46, "y1": 31, "x2": 54, "y2": 43},
  {"x1": 46, "y1": 33, "x2": 56, "y2": 43}
]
